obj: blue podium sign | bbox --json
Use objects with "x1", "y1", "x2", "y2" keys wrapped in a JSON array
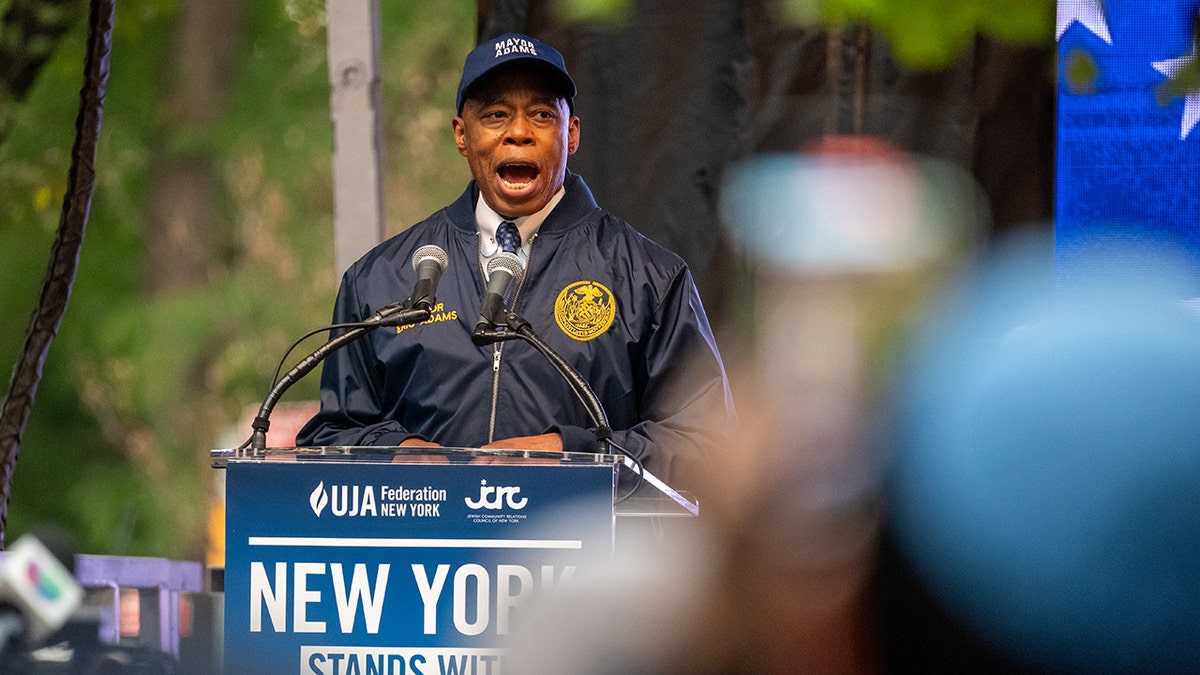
[{"x1": 223, "y1": 456, "x2": 615, "y2": 674}]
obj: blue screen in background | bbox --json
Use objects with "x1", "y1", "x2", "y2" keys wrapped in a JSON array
[{"x1": 1056, "y1": 0, "x2": 1200, "y2": 296}]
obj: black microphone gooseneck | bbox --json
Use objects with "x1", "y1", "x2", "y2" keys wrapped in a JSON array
[
  {"x1": 469, "y1": 254, "x2": 611, "y2": 451},
  {"x1": 460, "y1": 257, "x2": 641, "y2": 498},
  {"x1": 475, "y1": 309, "x2": 613, "y2": 453},
  {"x1": 249, "y1": 305, "x2": 431, "y2": 452},
  {"x1": 248, "y1": 245, "x2": 450, "y2": 453}
]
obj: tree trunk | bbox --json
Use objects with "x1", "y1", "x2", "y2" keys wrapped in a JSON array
[{"x1": 142, "y1": 0, "x2": 245, "y2": 294}]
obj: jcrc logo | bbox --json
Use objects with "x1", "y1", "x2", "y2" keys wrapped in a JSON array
[
  {"x1": 464, "y1": 479, "x2": 528, "y2": 510},
  {"x1": 309, "y1": 481, "x2": 378, "y2": 517}
]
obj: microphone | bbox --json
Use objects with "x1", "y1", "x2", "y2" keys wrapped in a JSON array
[
  {"x1": 0, "y1": 533, "x2": 83, "y2": 650},
  {"x1": 408, "y1": 244, "x2": 449, "y2": 311},
  {"x1": 246, "y1": 248, "x2": 446, "y2": 450},
  {"x1": 473, "y1": 252, "x2": 525, "y2": 340},
  {"x1": 356, "y1": 244, "x2": 448, "y2": 327}
]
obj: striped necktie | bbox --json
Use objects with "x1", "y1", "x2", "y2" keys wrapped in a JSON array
[{"x1": 496, "y1": 220, "x2": 521, "y2": 254}]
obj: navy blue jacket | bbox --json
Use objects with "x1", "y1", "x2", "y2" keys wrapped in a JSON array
[{"x1": 296, "y1": 173, "x2": 736, "y2": 485}]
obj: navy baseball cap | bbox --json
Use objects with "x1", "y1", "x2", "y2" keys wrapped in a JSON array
[{"x1": 456, "y1": 33, "x2": 577, "y2": 113}]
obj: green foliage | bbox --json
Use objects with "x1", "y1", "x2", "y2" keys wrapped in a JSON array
[
  {"x1": 550, "y1": 0, "x2": 1054, "y2": 67},
  {"x1": 552, "y1": 0, "x2": 633, "y2": 25},
  {"x1": 1062, "y1": 47, "x2": 1099, "y2": 95},
  {"x1": 0, "y1": 0, "x2": 473, "y2": 559},
  {"x1": 782, "y1": 0, "x2": 1054, "y2": 68}
]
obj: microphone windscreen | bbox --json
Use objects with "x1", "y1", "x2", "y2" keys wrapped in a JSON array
[
  {"x1": 486, "y1": 251, "x2": 524, "y2": 284},
  {"x1": 411, "y1": 244, "x2": 448, "y2": 272}
]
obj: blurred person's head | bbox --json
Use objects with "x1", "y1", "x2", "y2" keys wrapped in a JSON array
[{"x1": 888, "y1": 233, "x2": 1200, "y2": 672}]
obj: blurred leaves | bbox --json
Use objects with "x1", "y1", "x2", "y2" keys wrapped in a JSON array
[
  {"x1": 0, "y1": 0, "x2": 86, "y2": 142},
  {"x1": 1062, "y1": 47, "x2": 1099, "y2": 94},
  {"x1": 1158, "y1": 55, "x2": 1200, "y2": 101},
  {"x1": 552, "y1": 0, "x2": 633, "y2": 25},
  {"x1": 790, "y1": 0, "x2": 1056, "y2": 68},
  {"x1": 555, "y1": 0, "x2": 1055, "y2": 67}
]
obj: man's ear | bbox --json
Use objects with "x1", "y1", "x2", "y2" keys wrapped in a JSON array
[
  {"x1": 567, "y1": 116, "x2": 580, "y2": 155},
  {"x1": 452, "y1": 116, "x2": 468, "y2": 157}
]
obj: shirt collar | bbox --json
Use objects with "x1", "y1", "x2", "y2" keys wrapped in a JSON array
[{"x1": 475, "y1": 187, "x2": 566, "y2": 256}]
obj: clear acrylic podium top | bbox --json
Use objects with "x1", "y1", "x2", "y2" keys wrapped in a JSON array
[{"x1": 211, "y1": 445, "x2": 698, "y2": 517}]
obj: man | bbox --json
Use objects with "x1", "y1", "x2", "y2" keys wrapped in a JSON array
[{"x1": 297, "y1": 33, "x2": 735, "y2": 487}]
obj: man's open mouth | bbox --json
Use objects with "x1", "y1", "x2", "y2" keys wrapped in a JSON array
[{"x1": 498, "y1": 163, "x2": 539, "y2": 187}]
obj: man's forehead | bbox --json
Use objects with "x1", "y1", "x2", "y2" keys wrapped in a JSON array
[{"x1": 463, "y1": 66, "x2": 571, "y2": 108}]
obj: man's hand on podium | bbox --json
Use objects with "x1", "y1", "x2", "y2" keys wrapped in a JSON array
[
  {"x1": 482, "y1": 433, "x2": 563, "y2": 452},
  {"x1": 399, "y1": 437, "x2": 442, "y2": 448},
  {"x1": 393, "y1": 436, "x2": 448, "y2": 463},
  {"x1": 475, "y1": 432, "x2": 564, "y2": 465},
  {"x1": 389, "y1": 434, "x2": 564, "y2": 464}
]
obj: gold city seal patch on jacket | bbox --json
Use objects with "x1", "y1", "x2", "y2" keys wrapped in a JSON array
[{"x1": 554, "y1": 280, "x2": 616, "y2": 341}]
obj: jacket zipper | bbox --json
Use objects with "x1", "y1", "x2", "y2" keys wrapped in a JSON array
[
  {"x1": 487, "y1": 348, "x2": 501, "y2": 443},
  {"x1": 486, "y1": 234, "x2": 536, "y2": 443}
]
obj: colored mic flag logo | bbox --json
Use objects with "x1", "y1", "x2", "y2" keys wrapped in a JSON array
[{"x1": 26, "y1": 560, "x2": 63, "y2": 602}]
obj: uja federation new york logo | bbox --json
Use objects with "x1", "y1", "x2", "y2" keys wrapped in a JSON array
[
  {"x1": 554, "y1": 280, "x2": 616, "y2": 341},
  {"x1": 309, "y1": 481, "x2": 448, "y2": 518}
]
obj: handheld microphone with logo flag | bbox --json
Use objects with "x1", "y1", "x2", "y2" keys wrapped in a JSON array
[
  {"x1": 408, "y1": 244, "x2": 449, "y2": 311},
  {"x1": 0, "y1": 533, "x2": 83, "y2": 653},
  {"x1": 472, "y1": 252, "x2": 525, "y2": 343}
]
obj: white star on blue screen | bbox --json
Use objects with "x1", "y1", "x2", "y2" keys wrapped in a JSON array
[
  {"x1": 1057, "y1": 0, "x2": 1113, "y2": 44},
  {"x1": 1153, "y1": 43, "x2": 1200, "y2": 140}
]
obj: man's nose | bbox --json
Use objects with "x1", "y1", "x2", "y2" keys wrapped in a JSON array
[{"x1": 504, "y1": 114, "x2": 534, "y2": 144}]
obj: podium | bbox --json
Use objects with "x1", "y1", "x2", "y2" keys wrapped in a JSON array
[{"x1": 211, "y1": 446, "x2": 697, "y2": 674}]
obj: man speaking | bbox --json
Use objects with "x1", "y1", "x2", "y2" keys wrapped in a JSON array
[{"x1": 297, "y1": 33, "x2": 736, "y2": 487}]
